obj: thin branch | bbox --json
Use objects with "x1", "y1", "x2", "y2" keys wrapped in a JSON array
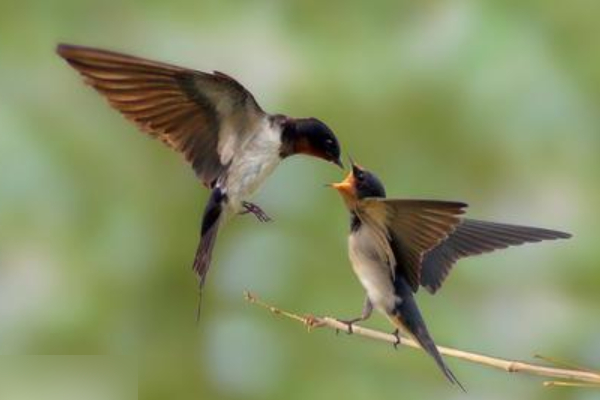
[
  {"x1": 244, "y1": 291, "x2": 600, "y2": 387},
  {"x1": 543, "y1": 381, "x2": 600, "y2": 388}
]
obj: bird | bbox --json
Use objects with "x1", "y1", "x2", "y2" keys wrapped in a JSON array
[
  {"x1": 57, "y1": 43, "x2": 343, "y2": 313},
  {"x1": 330, "y1": 160, "x2": 571, "y2": 389}
]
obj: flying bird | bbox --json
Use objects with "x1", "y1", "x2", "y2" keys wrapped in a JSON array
[
  {"x1": 57, "y1": 44, "x2": 343, "y2": 310},
  {"x1": 330, "y1": 161, "x2": 571, "y2": 389}
]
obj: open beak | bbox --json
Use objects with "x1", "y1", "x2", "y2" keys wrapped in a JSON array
[
  {"x1": 329, "y1": 171, "x2": 356, "y2": 198},
  {"x1": 349, "y1": 156, "x2": 363, "y2": 176}
]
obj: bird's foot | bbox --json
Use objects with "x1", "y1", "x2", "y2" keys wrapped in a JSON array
[
  {"x1": 335, "y1": 317, "x2": 362, "y2": 335},
  {"x1": 392, "y1": 329, "x2": 402, "y2": 349},
  {"x1": 240, "y1": 202, "x2": 272, "y2": 222}
]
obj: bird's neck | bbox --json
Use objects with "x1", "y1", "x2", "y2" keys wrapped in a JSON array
[
  {"x1": 279, "y1": 118, "x2": 320, "y2": 159},
  {"x1": 350, "y1": 212, "x2": 362, "y2": 232}
]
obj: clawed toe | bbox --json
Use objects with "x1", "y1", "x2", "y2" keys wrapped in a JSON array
[
  {"x1": 259, "y1": 214, "x2": 272, "y2": 222},
  {"x1": 392, "y1": 329, "x2": 401, "y2": 349},
  {"x1": 336, "y1": 318, "x2": 361, "y2": 335},
  {"x1": 240, "y1": 202, "x2": 273, "y2": 222}
]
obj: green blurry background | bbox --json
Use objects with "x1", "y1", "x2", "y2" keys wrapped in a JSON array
[{"x1": 1, "y1": 0, "x2": 598, "y2": 399}]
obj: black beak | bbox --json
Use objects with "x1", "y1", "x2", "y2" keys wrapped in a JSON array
[
  {"x1": 334, "y1": 157, "x2": 344, "y2": 169},
  {"x1": 348, "y1": 155, "x2": 360, "y2": 175}
]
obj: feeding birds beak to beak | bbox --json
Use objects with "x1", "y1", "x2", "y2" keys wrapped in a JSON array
[
  {"x1": 328, "y1": 158, "x2": 361, "y2": 205},
  {"x1": 331, "y1": 172, "x2": 355, "y2": 197}
]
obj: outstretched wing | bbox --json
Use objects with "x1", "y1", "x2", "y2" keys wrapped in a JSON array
[
  {"x1": 421, "y1": 219, "x2": 572, "y2": 294},
  {"x1": 361, "y1": 199, "x2": 468, "y2": 292},
  {"x1": 57, "y1": 43, "x2": 266, "y2": 187}
]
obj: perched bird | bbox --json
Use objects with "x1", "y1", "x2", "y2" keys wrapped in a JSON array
[
  {"x1": 57, "y1": 44, "x2": 343, "y2": 309},
  {"x1": 330, "y1": 161, "x2": 571, "y2": 389}
]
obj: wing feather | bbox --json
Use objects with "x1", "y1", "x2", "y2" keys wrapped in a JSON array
[
  {"x1": 421, "y1": 219, "x2": 571, "y2": 294},
  {"x1": 361, "y1": 199, "x2": 468, "y2": 292},
  {"x1": 57, "y1": 43, "x2": 266, "y2": 187}
]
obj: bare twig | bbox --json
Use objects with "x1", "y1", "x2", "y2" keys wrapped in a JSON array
[
  {"x1": 244, "y1": 291, "x2": 600, "y2": 387},
  {"x1": 543, "y1": 381, "x2": 600, "y2": 388}
]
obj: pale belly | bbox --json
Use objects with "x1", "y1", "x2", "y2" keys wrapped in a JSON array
[
  {"x1": 223, "y1": 143, "x2": 281, "y2": 214},
  {"x1": 348, "y1": 228, "x2": 398, "y2": 314}
]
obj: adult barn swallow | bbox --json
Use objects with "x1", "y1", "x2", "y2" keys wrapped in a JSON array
[
  {"x1": 57, "y1": 44, "x2": 342, "y2": 304},
  {"x1": 331, "y1": 161, "x2": 570, "y2": 388}
]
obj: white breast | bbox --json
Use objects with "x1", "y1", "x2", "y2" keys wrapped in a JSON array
[
  {"x1": 348, "y1": 225, "x2": 398, "y2": 314},
  {"x1": 223, "y1": 119, "x2": 282, "y2": 213}
]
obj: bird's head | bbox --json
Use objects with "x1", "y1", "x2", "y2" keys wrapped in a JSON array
[
  {"x1": 329, "y1": 159, "x2": 386, "y2": 208},
  {"x1": 280, "y1": 117, "x2": 342, "y2": 168}
]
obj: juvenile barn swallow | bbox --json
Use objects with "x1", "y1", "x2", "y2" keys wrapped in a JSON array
[
  {"x1": 57, "y1": 44, "x2": 342, "y2": 308},
  {"x1": 330, "y1": 161, "x2": 571, "y2": 388}
]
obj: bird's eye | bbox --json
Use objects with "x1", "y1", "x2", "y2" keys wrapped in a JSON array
[{"x1": 355, "y1": 171, "x2": 364, "y2": 181}]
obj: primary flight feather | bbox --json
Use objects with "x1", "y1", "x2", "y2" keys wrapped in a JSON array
[{"x1": 57, "y1": 43, "x2": 343, "y2": 312}]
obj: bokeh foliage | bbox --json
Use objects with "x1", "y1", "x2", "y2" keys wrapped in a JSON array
[{"x1": 1, "y1": 1, "x2": 599, "y2": 399}]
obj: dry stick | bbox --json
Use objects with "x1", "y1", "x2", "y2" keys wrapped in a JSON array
[{"x1": 244, "y1": 291, "x2": 600, "y2": 387}]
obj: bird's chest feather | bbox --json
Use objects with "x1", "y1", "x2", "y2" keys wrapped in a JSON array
[
  {"x1": 348, "y1": 226, "x2": 398, "y2": 313},
  {"x1": 224, "y1": 125, "x2": 282, "y2": 211}
]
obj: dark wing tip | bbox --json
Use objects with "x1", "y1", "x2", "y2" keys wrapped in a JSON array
[
  {"x1": 56, "y1": 43, "x2": 86, "y2": 59},
  {"x1": 427, "y1": 200, "x2": 469, "y2": 214},
  {"x1": 56, "y1": 43, "x2": 103, "y2": 66},
  {"x1": 430, "y1": 200, "x2": 468, "y2": 209},
  {"x1": 453, "y1": 201, "x2": 468, "y2": 214},
  {"x1": 56, "y1": 43, "x2": 72, "y2": 58},
  {"x1": 212, "y1": 70, "x2": 237, "y2": 80},
  {"x1": 515, "y1": 226, "x2": 573, "y2": 240},
  {"x1": 554, "y1": 230, "x2": 573, "y2": 239}
]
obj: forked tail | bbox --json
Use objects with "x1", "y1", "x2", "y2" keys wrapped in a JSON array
[
  {"x1": 193, "y1": 187, "x2": 226, "y2": 320},
  {"x1": 392, "y1": 277, "x2": 466, "y2": 391}
]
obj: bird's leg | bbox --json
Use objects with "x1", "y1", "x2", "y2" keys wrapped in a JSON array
[
  {"x1": 392, "y1": 328, "x2": 402, "y2": 349},
  {"x1": 239, "y1": 201, "x2": 272, "y2": 222},
  {"x1": 336, "y1": 297, "x2": 373, "y2": 335}
]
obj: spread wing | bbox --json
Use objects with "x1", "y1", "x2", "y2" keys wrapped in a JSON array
[
  {"x1": 57, "y1": 43, "x2": 266, "y2": 187},
  {"x1": 361, "y1": 199, "x2": 468, "y2": 292},
  {"x1": 421, "y1": 219, "x2": 572, "y2": 294}
]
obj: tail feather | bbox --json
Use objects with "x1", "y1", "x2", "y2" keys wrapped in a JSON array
[
  {"x1": 193, "y1": 187, "x2": 225, "y2": 320},
  {"x1": 410, "y1": 323, "x2": 466, "y2": 392},
  {"x1": 393, "y1": 278, "x2": 465, "y2": 391},
  {"x1": 193, "y1": 218, "x2": 221, "y2": 287}
]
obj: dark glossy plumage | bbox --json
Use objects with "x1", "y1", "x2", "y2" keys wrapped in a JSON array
[
  {"x1": 58, "y1": 44, "x2": 343, "y2": 315},
  {"x1": 362, "y1": 198, "x2": 468, "y2": 291},
  {"x1": 421, "y1": 219, "x2": 572, "y2": 293},
  {"x1": 342, "y1": 164, "x2": 571, "y2": 294},
  {"x1": 56, "y1": 43, "x2": 264, "y2": 188},
  {"x1": 333, "y1": 158, "x2": 570, "y2": 391}
]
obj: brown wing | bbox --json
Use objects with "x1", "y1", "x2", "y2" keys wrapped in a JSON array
[
  {"x1": 57, "y1": 43, "x2": 266, "y2": 187},
  {"x1": 362, "y1": 199, "x2": 468, "y2": 292},
  {"x1": 421, "y1": 219, "x2": 572, "y2": 294}
]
